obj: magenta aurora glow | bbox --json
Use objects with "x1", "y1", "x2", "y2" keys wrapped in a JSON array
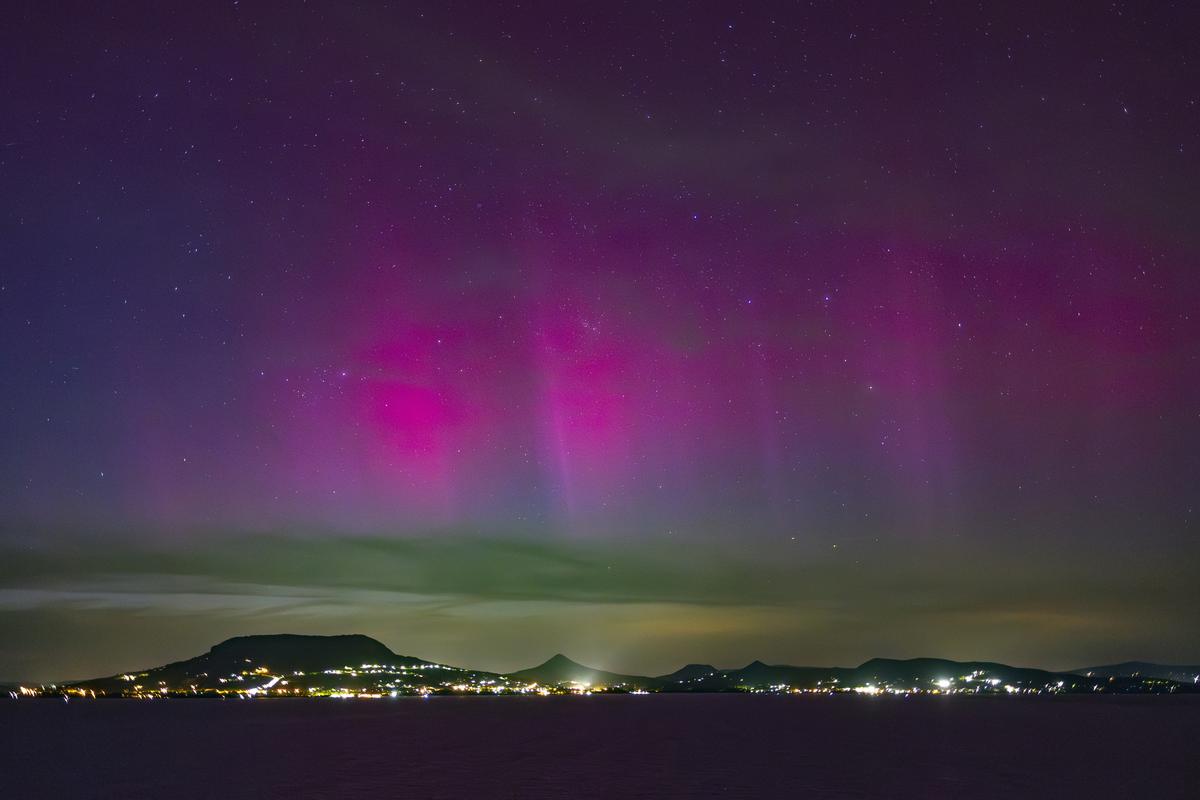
[{"x1": 1, "y1": 1, "x2": 1198, "y2": 682}]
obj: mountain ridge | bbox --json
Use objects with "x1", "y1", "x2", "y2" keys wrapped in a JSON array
[
  {"x1": 25, "y1": 635, "x2": 1196, "y2": 697},
  {"x1": 1073, "y1": 661, "x2": 1200, "y2": 682}
]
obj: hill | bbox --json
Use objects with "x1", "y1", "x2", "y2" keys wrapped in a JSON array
[
  {"x1": 508, "y1": 654, "x2": 660, "y2": 689},
  {"x1": 65, "y1": 634, "x2": 499, "y2": 697},
  {"x1": 724, "y1": 660, "x2": 855, "y2": 689},
  {"x1": 658, "y1": 657, "x2": 1123, "y2": 693},
  {"x1": 853, "y1": 657, "x2": 1066, "y2": 688},
  {"x1": 656, "y1": 663, "x2": 719, "y2": 684},
  {"x1": 1074, "y1": 662, "x2": 1200, "y2": 683}
]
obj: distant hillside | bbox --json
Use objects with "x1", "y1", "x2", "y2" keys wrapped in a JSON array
[
  {"x1": 508, "y1": 654, "x2": 660, "y2": 689},
  {"x1": 1074, "y1": 662, "x2": 1200, "y2": 683},
  {"x1": 725, "y1": 660, "x2": 856, "y2": 688},
  {"x1": 656, "y1": 663, "x2": 719, "y2": 683},
  {"x1": 204, "y1": 634, "x2": 418, "y2": 671},
  {"x1": 659, "y1": 657, "x2": 1140, "y2": 693},
  {"x1": 66, "y1": 634, "x2": 487, "y2": 696},
  {"x1": 854, "y1": 657, "x2": 1066, "y2": 688},
  {"x1": 44, "y1": 635, "x2": 1196, "y2": 697}
]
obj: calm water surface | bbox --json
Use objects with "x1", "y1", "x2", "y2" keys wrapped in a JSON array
[{"x1": 2, "y1": 695, "x2": 1196, "y2": 798}]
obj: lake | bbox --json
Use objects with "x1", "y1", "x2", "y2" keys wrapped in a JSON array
[{"x1": 2, "y1": 695, "x2": 1196, "y2": 798}]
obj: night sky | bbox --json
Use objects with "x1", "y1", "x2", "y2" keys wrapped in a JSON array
[{"x1": 2, "y1": 1, "x2": 1198, "y2": 681}]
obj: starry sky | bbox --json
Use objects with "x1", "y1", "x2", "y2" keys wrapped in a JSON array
[{"x1": 2, "y1": 1, "x2": 1198, "y2": 681}]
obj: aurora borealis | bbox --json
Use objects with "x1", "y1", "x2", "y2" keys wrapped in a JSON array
[{"x1": 1, "y1": 1, "x2": 1198, "y2": 681}]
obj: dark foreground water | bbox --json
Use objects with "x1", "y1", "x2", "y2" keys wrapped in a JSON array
[{"x1": 2, "y1": 695, "x2": 1197, "y2": 799}]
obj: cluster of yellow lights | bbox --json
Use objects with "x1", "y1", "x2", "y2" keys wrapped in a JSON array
[{"x1": 15, "y1": 661, "x2": 1176, "y2": 699}]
